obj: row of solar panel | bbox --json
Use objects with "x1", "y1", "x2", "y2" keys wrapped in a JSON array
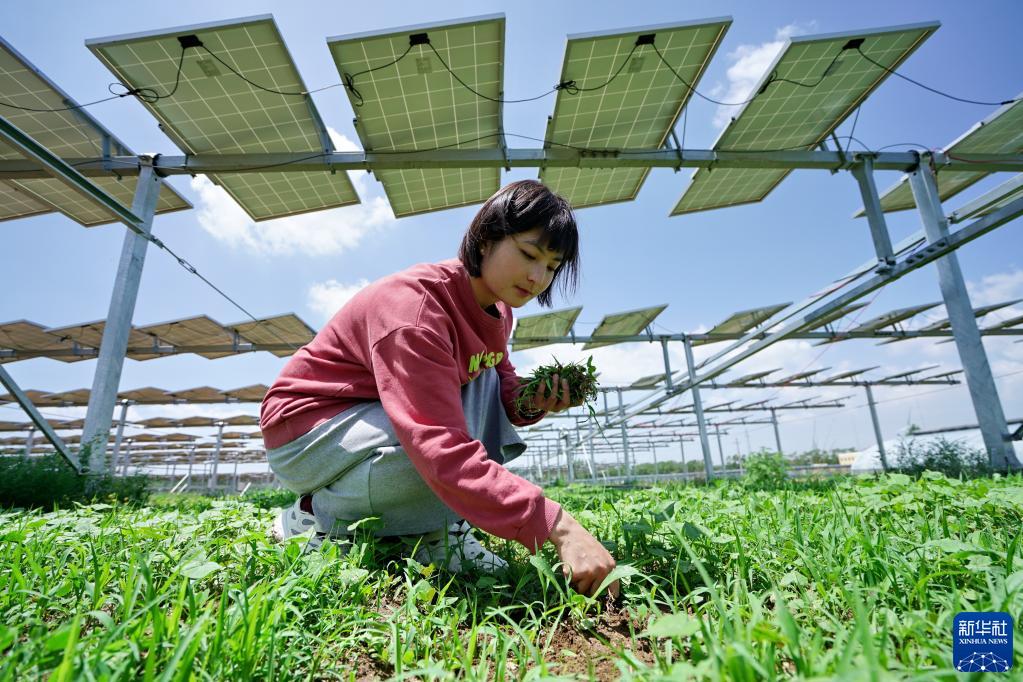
[
  {"x1": 0, "y1": 313, "x2": 314, "y2": 363},
  {"x1": 4, "y1": 14, "x2": 1019, "y2": 226},
  {"x1": 510, "y1": 298, "x2": 1022, "y2": 350}
]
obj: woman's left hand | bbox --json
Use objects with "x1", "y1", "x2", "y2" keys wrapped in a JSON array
[{"x1": 523, "y1": 373, "x2": 583, "y2": 415}]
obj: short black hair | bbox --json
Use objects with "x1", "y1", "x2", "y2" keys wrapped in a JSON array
[{"x1": 458, "y1": 180, "x2": 579, "y2": 307}]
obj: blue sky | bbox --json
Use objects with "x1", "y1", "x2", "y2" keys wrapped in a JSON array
[{"x1": 2, "y1": 0, "x2": 1021, "y2": 470}]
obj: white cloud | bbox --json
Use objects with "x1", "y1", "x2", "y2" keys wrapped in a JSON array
[
  {"x1": 967, "y1": 269, "x2": 1023, "y2": 309},
  {"x1": 189, "y1": 130, "x2": 395, "y2": 257},
  {"x1": 712, "y1": 22, "x2": 816, "y2": 129},
  {"x1": 307, "y1": 278, "x2": 370, "y2": 322}
]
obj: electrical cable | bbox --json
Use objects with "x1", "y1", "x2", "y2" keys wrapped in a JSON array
[{"x1": 854, "y1": 46, "x2": 1019, "y2": 107}]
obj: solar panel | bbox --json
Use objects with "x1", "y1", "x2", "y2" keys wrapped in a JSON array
[
  {"x1": 724, "y1": 368, "x2": 780, "y2": 385},
  {"x1": 88, "y1": 15, "x2": 359, "y2": 221},
  {"x1": 541, "y1": 18, "x2": 730, "y2": 208},
  {"x1": 693, "y1": 302, "x2": 790, "y2": 346},
  {"x1": 42, "y1": 388, "x2": 91, "y2": 405},
  {"x1": 0, "y1": 320, "x2": 86, "y2": 364},
  {"x1": 169, "y1": 386, "x2": 228, "y2": 402},
  {"x1": 0, "y1": 36, "x2": 190, "y2": 226},
  {"x1": 877, "y1": 365, "x2": 939, "y2": 382},
  {"x1": 847, "y1": 303, "x2": 940, "y2": 333},
  {"x1": 672, "y1": 21, "x2": 939, "y2": 215},
  {"x1": 774, "y1": 368, "x2": 830, "y2": 384},
  {"x1": 223, "y1": 414, "x2": 259, "y2": 426},
  {"x1": 584, "y1": 304, "x2": 668, "y2": 349},
  {"x1": 984, "y1": 314, "x2": 1023, "y2": 331},
  {"x1": 821, "y1": 366, "x2": 878, "y2": 382},
  {"x1": 949, "y1": 173, "x2": 1023, "y2": 223},
  {"x1": 135, "y1": 315, "x2": 236, "y2": 359},
  {"x1": 136, "y1": 417, "x2": 177, "y2": 428},
  {"x1": 798, "y1": 301, "x2": 869, "y2": 332},
  {"x1": 879, "y1": 299, "x2": 1022, "y2": 345},
  {"x1": 183, "y1": 417, "x2": 220, "y2": 428},
  {"x1": 118, "y1": 387, "x2": 174, "y2": 403},
  {"x1": 229, "y1": 314, "x2": 315, "y2": 357},
  {"x1": 0, "y1": 389, "x2": 60, "y2": 406},
  {"x1": 630, "y1": 373, "x2": 666, "y2": 389},
  {"x1": 510, "y1": 306, "x2": 582, "y2": 350},
  {"x1": 864, "y1": 95, "x2": 1023, "y2": 215},
  {"x1": 223, "y1": 384, "x2": 269, "y2": 402},
  {"x1": 45, "y1": 319, "x2": 163, "y2": 361},
  {"x1": 328, "y1": 14, "x2": 503, "y2": 217}
]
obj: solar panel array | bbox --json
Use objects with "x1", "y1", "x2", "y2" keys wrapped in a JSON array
[
  {"x1": 0, "y1": 384, "x2": 269, "y2": 407},
  {"x1": 866, "y1": 95, "x2": 1023, "y2": 215},
  {"x1": 88, "y1": 15, "x2": 359, "y2": 221},
  {"x1": 672, "y1": 22, "x2": 939, "y2": 215},
  {"x1": 328, "y1": 15, "x2": 504, "y2": 217},
  {"x1": 0, "y1": 313, "x2": 313, "y2": 363},
  {"x1": 540, "y1": 18, "x2": 730, "y2": 208},
  {"x1": 0, "y1": 37, "x2": 191, "y2": 226}
]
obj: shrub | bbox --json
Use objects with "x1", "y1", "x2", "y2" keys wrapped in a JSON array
[
  {"x1": 743, "y1": 451, "x2": 789, "y2": 490},
  {"x1": 0, "y1": 454, "x2": 150, "y2": 508},
  {"x1": 892, "y1": 436, "x2": 991, "y2": 478}
]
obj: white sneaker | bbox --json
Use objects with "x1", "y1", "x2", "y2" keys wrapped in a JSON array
[
  {"x1": 268, "y1": 498, "x2": 328, "y2": 553},
  {"x1": 412, "y1": 521, "x2": 509, "y2": 574}
]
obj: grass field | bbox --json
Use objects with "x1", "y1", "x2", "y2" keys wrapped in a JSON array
[{"x1": 2, "y1": 473, "x2": 1021, "y2": 680}]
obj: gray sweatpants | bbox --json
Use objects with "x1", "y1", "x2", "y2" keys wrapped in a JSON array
[{"x1": 266, "y1": 368, "x2": 527, "y2": 537}]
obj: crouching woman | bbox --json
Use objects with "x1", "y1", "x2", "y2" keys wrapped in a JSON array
[{"x1": 260, "y1": 180, "x2": 617, "y2": 597}]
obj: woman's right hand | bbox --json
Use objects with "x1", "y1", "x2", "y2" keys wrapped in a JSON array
[{"x1": 548, "y1": 508, "x2": 618, "y2": 598}]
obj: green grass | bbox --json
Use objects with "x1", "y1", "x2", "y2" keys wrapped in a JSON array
[{"x1": 1, "y1": 473, "x2": 1021, "y2": 680}]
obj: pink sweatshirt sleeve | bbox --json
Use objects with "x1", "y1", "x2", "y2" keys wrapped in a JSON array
[{"x1": 370, "y1": 326, "x2": 560, "y2": 551}]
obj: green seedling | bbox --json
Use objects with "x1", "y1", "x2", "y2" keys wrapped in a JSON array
[{"x1": 516, "y1": 355, "x2": 601, "y2": 423}]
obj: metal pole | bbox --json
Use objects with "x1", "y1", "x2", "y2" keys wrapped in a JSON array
[
  {"x1": 232, "y1": 458, "x2": 240, "y2": 492},
  {"x1": 562, "y1": 430, "x2": 574, "y2": 483},
  {"x1": 208, "y1": 422, "x2": 224, "y2": 490},
  {"x1": 80, "y1": 165, "x2": 162, "y2": 474},
  {"x1": 652, "y1": 445, "x2": 659, "y2": 481},
  {"x1": 110, "y1": 400, "x2": 130, "y2": 474},
  {"x1": 850, "y1": 156, "x2": 896, "y2": 271},
  {"x1": 120, "y1": 440, "x2": 133, "y2": 477},
  {"x1": 908, "y1": 159, "x2": 1019, "y2": 471},
  {"x1": 659, "y1": 338, "x2": 674, "y2": 391},
  {"x1": 770, "y1": 408, "x2": 784, "y2": 455},
  {"x1": 683, "y1": 336, "x2": 715, "y2": 479},
  {"x1": 864, "y1": 384, "x2": 889, "y2": 472},
  {"x1": 586, "y1": 436, "x2": 596, "y2": 480},
  {"x1": 186, "y1": 444, "x2": 196, "y2": 491},
  {"x1": 714, "y1": 425, "x2": 725, "y2": 471},
  {"x1": 679, "y1": 436, "x2": 687, "y2": 479},
  {"x1": 23, "y1": 426, "x2": 36, "y2": 459},
  {"x1": 616, "y1": 387, "x2": 631, "y2": 478}
]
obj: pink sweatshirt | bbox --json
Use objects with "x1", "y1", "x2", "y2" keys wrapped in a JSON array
[{"x1": 260, "y1": 259, "x2": 560, "y2": 550}]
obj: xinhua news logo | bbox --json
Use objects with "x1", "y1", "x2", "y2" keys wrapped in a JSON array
[{"x1": 953, "y1": 612, "x2": 1013, "y2": 673}]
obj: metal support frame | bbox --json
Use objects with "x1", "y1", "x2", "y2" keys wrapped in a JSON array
[
  {"x1": 769, "y1": 407, "x2": 783, "y2": 455},
  {"x1": 23, "y1": 426, "x2": 36, "y2": 459},
  {"x1": 850, "y1": 156, "x2": 896, "y2": 272},
  {"x1": 187, "y1": 444, "x2": 196, "y2": 490},
  {"x1": 80, "y1": 164, "x2": 161, "y2": 474},
  {"x1": 110, "y1": 400, "x2": 130, "y2": 473},
  {"x1": 119, "y1": 440, "x2": 133, "y2": 476},
  {"x1": 908, "y1": 158, "x2": 1020, "y2": 471},
  {"x1": 659, "y1": 337, "x2": 674, "y2": 391},
  {"x1": 616, "y1": 387, "x2": 631, "y2": 478},
  {"x1": 683, "y1": 336, "x2": 715, "y2": 480},
  {"x1": 713, "y1": 424, "x2": 726, "y2": 470},
  {"x1": 5, "y1": 149, "x2": 1021, "y2": 176},
  {"x1": 0, "y1": 365, "x2": 78, "y2": 470},
  {"x1": 208, "y1": 421, "x2": 225, "y2": 489},
  {"x1": 864, "y1": 384, "x2": 889, "y2": 471}
]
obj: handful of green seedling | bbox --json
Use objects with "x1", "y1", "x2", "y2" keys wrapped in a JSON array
[{"x1": 517, "y1": 356, "x2": 601, "y2": 422}]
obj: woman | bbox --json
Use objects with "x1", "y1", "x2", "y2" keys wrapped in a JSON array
[{"x1": 260, "y1": 180, "x2": 617, "y2": 598}]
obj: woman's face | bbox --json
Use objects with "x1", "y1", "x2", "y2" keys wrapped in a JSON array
[{"x1": 472, "y1": 227, "x2": 564, "y2": 309}]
